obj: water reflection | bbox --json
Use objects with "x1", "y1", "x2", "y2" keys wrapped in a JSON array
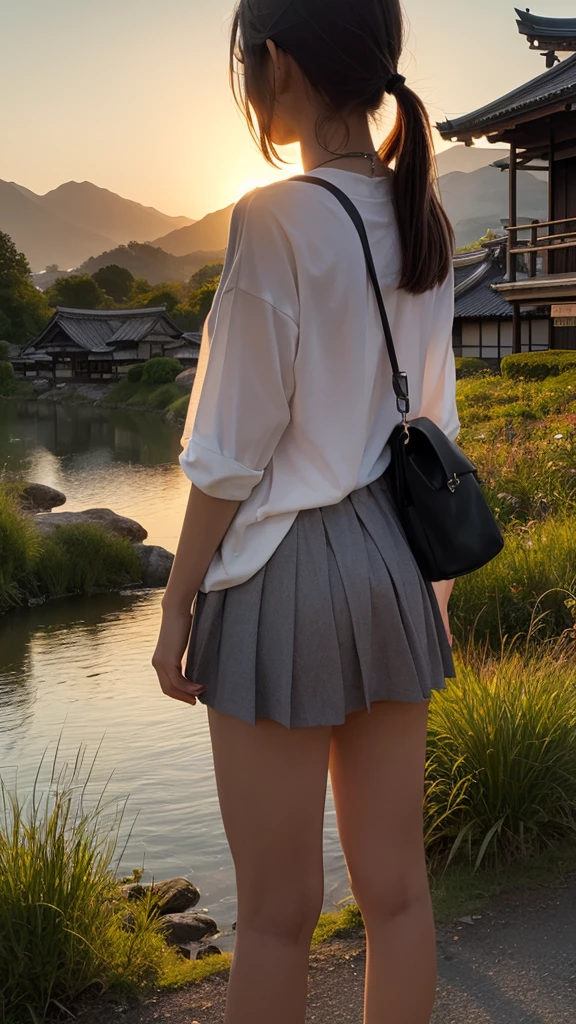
[{"x1": 0, "y1": 401, "x2": 349, "y2": 929}]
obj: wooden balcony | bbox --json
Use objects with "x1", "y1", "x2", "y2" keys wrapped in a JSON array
[{"x1": 494, "y1": 217, "x2": 576, "y2": 305}]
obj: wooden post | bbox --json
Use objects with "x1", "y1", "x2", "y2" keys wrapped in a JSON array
[
  {"x1": 513, "y1": 304, "x2": 522, "y2": 354},
  {"x1": 548, "y1": 120, "x2": 555, "y2": 275},
  {"x1": 530, "y1": 220, "x2": 538, "y2": 277},
  {"x1": 508, "y1": 142, "x2": 518, "y2": 283}
]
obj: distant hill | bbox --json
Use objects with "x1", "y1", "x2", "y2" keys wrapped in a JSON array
[
  {"x1": 37, "y1": 181, "x2": 194, "y2": 246},
  {"x1": 436, "y1": 145, "x2": 509, "y2": 176},
  {"x1": 2, "y1": 179, "x2": 195, "y2": 271},
  {"x1": 0, "y1": 179, "x2": 116, "y2": 271},
  {"x1": 75, "y1": 242, "x2": 226, "y2": 286},
  {"x1": 439, "y1": 165, "x2": 547, "y2": 246},
  {"x1": 151, "y1": 204, "x2": 235, "y2": 256}
]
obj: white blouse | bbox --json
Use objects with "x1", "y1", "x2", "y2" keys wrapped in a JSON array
[{"x1": 180, "y1": 168, "x2": 460, "y2": 592}]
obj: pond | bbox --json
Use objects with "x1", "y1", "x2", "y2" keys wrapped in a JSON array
[{"x1": 0, "y1": 400, "x2": 350, "y2": 940}]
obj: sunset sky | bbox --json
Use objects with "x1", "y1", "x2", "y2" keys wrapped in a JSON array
[{"x1": 3, "y1": 1, "x2": 574, "y2": 218}]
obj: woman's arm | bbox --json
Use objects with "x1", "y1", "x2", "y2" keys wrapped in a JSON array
[
  {"x1": 431, "y1": 579, "x2": 454, "y2": 647},
  {"x1": 152, "y1": 486, "x2": 240, "y2": 705}
]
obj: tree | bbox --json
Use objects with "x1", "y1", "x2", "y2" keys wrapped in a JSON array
[
  {"x1": 0, "y1": 231, "x2": 31, "y2": 286},
  {"x1": 189, "y1": 262, "x2": 224, "y2": 290},
  {"x1": 0, "y1": 231, "x2": 51, "y2": 344},
  {"x1": 45, "y1": 264, "x2": 59, "y2": 273},
  {"x1": 92, "y1": 264, "x2": 134, "y2": 304},
  {"x1": 132, "y1": 283, "x2": 183, "y2": 314},
  {"x1": 45, "y1": 275, "x2": 107, "y2": 310}
]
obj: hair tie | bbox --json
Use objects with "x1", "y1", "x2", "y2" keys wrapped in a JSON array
[{"x1": 385, "y1": 73, "x2": 406, "y2": 95}]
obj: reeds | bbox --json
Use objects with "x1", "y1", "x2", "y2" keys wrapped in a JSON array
[
  {"x1": 425, "y1": 647, "x2": 576, "y2": 870},
  {"x1": 0, "y1": 750, "x2": 175, "y2": 1023}
]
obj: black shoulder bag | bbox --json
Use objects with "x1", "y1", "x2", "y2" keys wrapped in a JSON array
[{"x1": 293, "y1": 175, "x2": 504, "y2": 582}]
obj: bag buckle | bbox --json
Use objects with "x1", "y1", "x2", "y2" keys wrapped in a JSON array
[
  {"x1": 393, "y1": 372, "x2": 410, "y2": 423},
  {"x1": 447, "y1": 474, "x2": 460, "y2": 493}
]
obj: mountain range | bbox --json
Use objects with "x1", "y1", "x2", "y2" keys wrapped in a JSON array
[
  {"x1": 1, "y1": 180, "x2": 194, "y2": 271},
  {"x1": 3, "y1": 146, "x2": 548, "y2": 275}
]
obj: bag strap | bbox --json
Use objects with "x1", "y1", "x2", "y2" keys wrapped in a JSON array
[{"x1": 291, "y1": 174, "x2": 410, "y2": 419}]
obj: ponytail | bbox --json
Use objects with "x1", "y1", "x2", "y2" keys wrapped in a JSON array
[{"x1": 379, "y1": 83, "x2": 454, "y2": 294}]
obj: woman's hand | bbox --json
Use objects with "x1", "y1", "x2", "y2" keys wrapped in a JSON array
[
  {"x1": 152, "y1": 609, "x2": 206, "y2": 706},
  {"x1": 432, "y1": 579, "x2": 454, "y2": 648},
  {"x1": 152, "y1": 485, "x2": 241, "y2": 707}
]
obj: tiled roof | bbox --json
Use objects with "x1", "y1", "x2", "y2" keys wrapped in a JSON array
[
  {"x1": 454, "y1": 265, "x2": 513, "y2": 318},
  {"x1": 516, "y1": 9, "x2": 576, "y2": 41},
  {"x1": 437, "y1": 53, "x2": 576, "y2": 140},
  {"x1": 24, "y1": 307, "x2": 181, "y2": 354}
]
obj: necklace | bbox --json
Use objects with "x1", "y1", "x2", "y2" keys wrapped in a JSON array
[{"x1": 311, "y1": 151, "x2": 379, "y2": 177}]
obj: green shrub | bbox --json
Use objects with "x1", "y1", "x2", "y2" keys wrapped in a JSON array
[
  {"x1": 144, "y1": 383, "x2": 185, "y2": 410},
  {"x1": 0, "y1": 490, "x2": 39, "y2": 611},
  {"x1": 425, "y1": 650, "x2": 576, "y2": 869},
  {"x1": 127, "y1": 364, "x2": 144, "y2": 383},
  {"x1": 455, "y1": 356, "x2": 490, "y2": 380},
  {"x1": 451, "y1": 516, "x2": 576, "y2": 647},
  {"x1": 457, "y1": 371, "x2": 576, "y2": 426},
  {"x1": 167, "y1": 394, "x2": 191, "y2": 422},
  {"x1": 0, "y1": 360, "x2": 15, "y2": 396},
  {"x1": 32, "y1": 524, "x2": 141, "y2": 599},
  {"x1": 141, "y1": 357, "x2": 182, "y2": 386},
  {"x1": 0, "y1": 757, "x2": 186, "y2": 1023},
  {"x1": 101, "y1": 379, "x2": 140, "y2": 405},
  {"x1": 0, "y1": 340, "x2": 9, "y2": 360},
  {"x1": 501, "y1": 350, "x2": 576, "y2": 381}
]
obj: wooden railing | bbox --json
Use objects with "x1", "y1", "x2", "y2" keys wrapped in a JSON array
[{"x1": 507, "y1": 216, "x2": 576, "y2": 281}]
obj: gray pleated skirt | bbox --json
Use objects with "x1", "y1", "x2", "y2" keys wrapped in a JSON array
[{"x1": 185, "y1": 477, "x2": 455, "y2": 729}]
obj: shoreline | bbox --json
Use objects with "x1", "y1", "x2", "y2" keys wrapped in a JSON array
[{"x1": 8, "y1": 381, "x2": 188, "y2": 427}]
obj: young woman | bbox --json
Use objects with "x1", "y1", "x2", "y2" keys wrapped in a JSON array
[{"x1": 153, "y1": 1, "x2": 459, "y2": 1021}]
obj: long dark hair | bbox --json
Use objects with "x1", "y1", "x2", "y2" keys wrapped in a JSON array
[{"x1": 230, "y1": 0, "x2": 453, "y2": 294}]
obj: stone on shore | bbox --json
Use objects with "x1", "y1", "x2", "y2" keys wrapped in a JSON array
[
  {"x1": 196, "y1": 944, "x2": 223, "y2": 960},
  {"x1": 161, "y1": 913, "x2": 219, "y2": 945},
  {"x1": 134, "y1": 543, "x2": 174, "y2": 587},
  {"x1": 121, "y1": 877, "x2": 200, "y2": 915},
  {"x1": 32, "y1": 508, "x2": 148, "y2": 543},
  {"x1": 18, "y1": 483, "x2": 66, "y2": 512},
  {"x1": 175, "y1": 368, "x2": 196, "y2": 393}
]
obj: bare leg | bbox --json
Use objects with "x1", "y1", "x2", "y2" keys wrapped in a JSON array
[
  {"x1": 330, "y1": 700, "x2": 435, "y2": 1024},
  {"x1": 208, "y1": 708, "x2": 332, "y2": 1024}
]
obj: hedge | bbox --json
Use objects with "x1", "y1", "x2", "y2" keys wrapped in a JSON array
[
  {"x1": 0, "y1": 361, "x2": 15, "y2": 396},
  {"x1": 141, "y1": 358, "x2": 183, "y2": 386},
  {"x1": 501, "y1": 351, "x2": 576, "y2": 381},
  {"x1": 454, "y1": 357, "x2": 490, "y2": 380}
]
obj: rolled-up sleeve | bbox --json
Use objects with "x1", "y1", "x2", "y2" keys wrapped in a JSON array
[{"x1": 180, "y1": 286, "x2": 298, "y2": 500}]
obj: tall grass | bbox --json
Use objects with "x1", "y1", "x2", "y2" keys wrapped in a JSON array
[
  {"x1": 0, "y1": 752, "x2": 178, "y2": 1023},
  {"x1": 451, "y1": 516, "x2": 576, "y2": 646},
  {"x1": 425, "y1": 649, "x2": 576, "y2": 869},
  {"x1": 31, "y1": 525, "x2": 141, "y2": 600},
  {"x1": 0, "y1": 487, "x2": 141, "y2": 614},
  {"x1": 460, "y1": 416, "x2": 576, "y2": 526},
  {"x1": 0, "y1": 491, "x2": 39, "y2": 612}
]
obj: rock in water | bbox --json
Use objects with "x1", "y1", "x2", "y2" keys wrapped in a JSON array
[
  {"x1": 162, "y1": 913, "x2": 219, "y2": 945},
  {"x1": 32, "y1": 508, "x2": 148, "y2": 543},
  {"x1": 175, "y1": 368, "x2": 196, "y2": 393},
  {"x1": 19, "y1": 483, "x2": 66, "y2": 512},
  {"x1": 153, "y1": 877, "x2": 201, "y2": 914},
  {"x1": 134, "y1": 544, "x2": 174, "y2": 587}
]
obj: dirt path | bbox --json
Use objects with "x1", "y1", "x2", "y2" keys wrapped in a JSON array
[{"x1": 80, "y1": 875, "x2": 576, "y2": 1023}]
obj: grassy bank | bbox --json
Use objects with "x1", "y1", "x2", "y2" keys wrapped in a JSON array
[
  {"x1": 4, "y1": 672, "x2": 576, "y2": 1023},
  {"x1": 0, "y1": 489, "x2": 141, "y2": 613}
]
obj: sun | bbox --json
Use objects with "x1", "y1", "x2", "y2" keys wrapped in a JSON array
[{"x1": 235, "y1": 177, "x2": 274, "y2": 200}]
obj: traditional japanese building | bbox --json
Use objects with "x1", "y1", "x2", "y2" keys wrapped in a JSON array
[
  {"x1": 437, "y1": 10, "x2": 576, "y2": 352},
  {"x1": 452, "y1": 239, "x2": 549, "y2": 360},
  {"x1": 19, "y1": 306, "x2": 200, "y2": 381}
]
